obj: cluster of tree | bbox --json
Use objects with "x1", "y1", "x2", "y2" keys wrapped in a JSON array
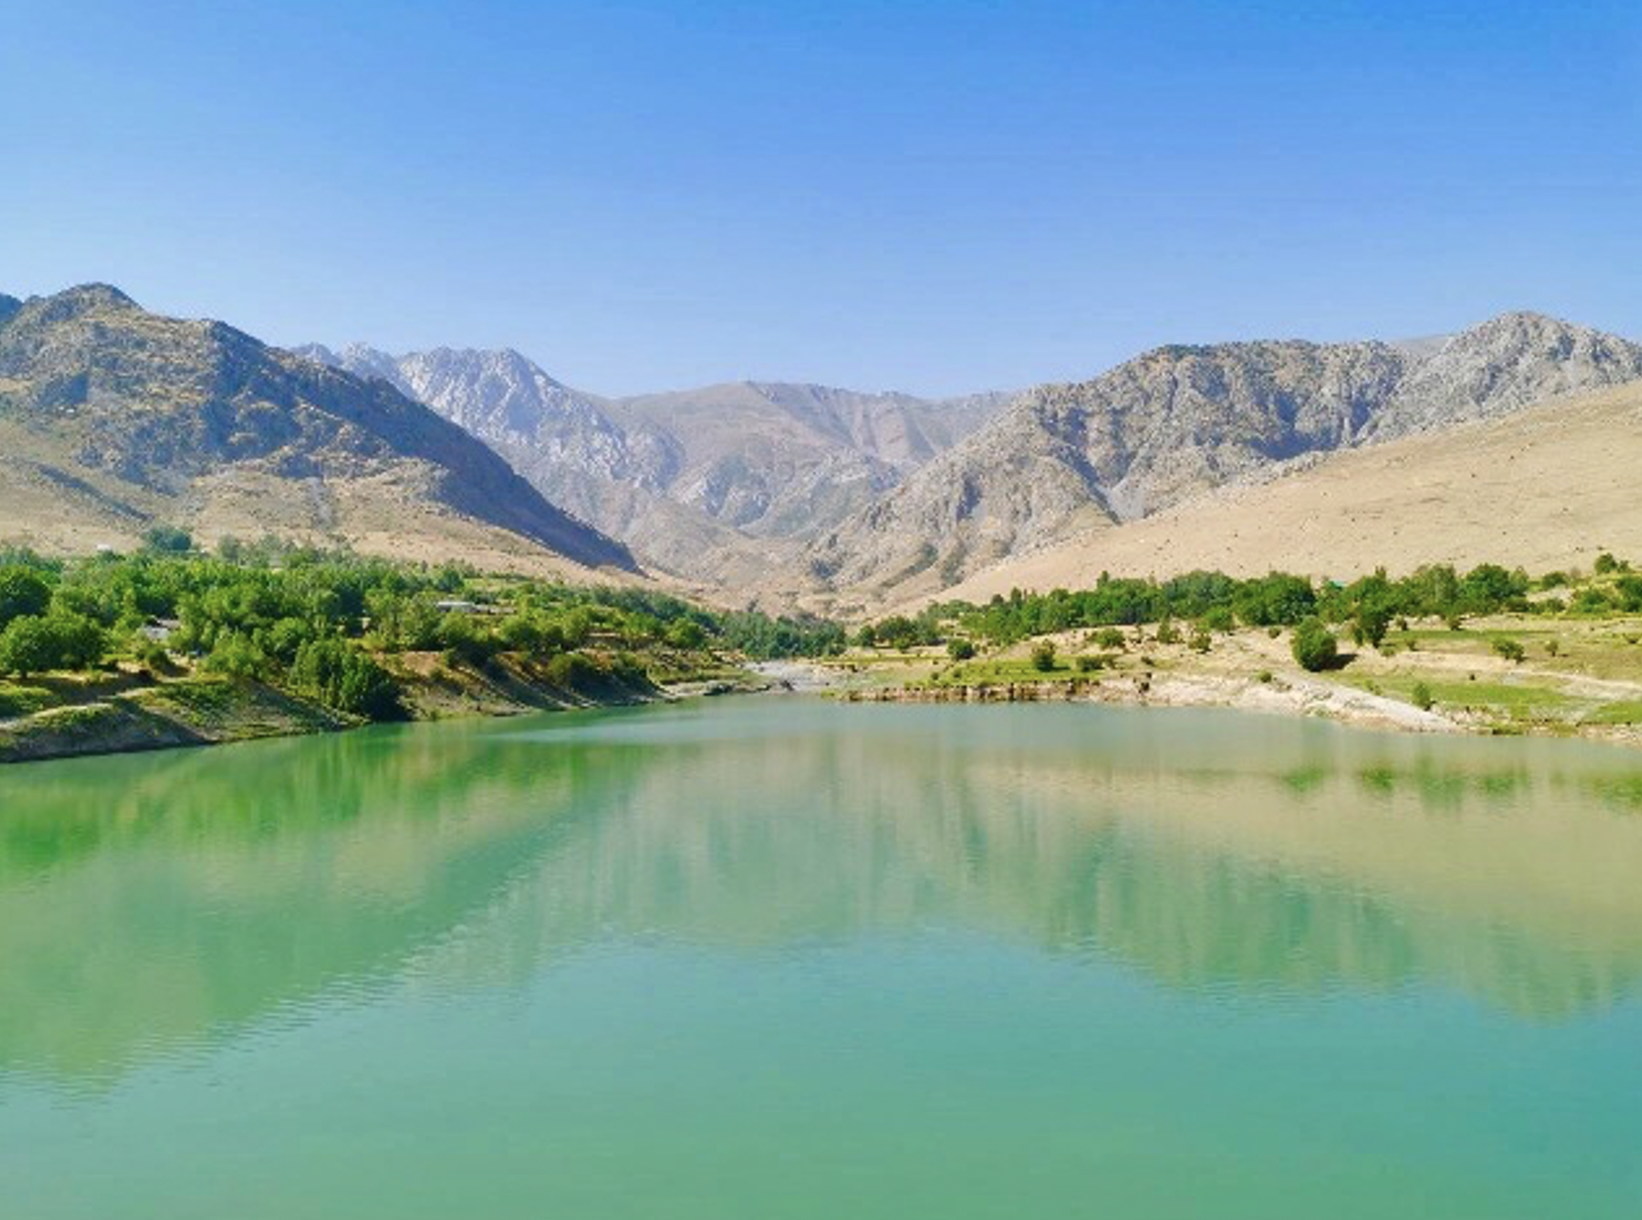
[
  {"x1": 0, "y1": 567, "x2": 109, "y2": 678},
  {"x1": 0, "y1": 537, "x2": 848, "y2": 718},
  {"x1": 855, "y1": 560, "x2": 1636, "y2": 655}
]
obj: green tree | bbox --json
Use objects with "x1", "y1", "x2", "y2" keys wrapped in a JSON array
[
  {"x1": 0, "y1": 566, "x2": 51, "y2": 627},
  {"x1": 0, "y1": 616, "x2": 57, "y2": 677},
  {"x1": 1030, "y1": 640, "x2": 1057, "y2": 671},
  {"x1": 142, "y1": 525, "x2": 194, "y2": 554},
  {"x1": 665, "y1": 618, "x2": 708, "y2": 650},
  {"x1": 290, "y1": 638, "x2": 403, "y2": 720},
  {"x1": 1353, "y1": 601, "x2": 1393, "y2": 650},
  {"x1": 1493, "y1": 638, "x2": 1526, "y2": 664},
  {"x1": 1291, "y1": 618, "x2": 1338, "y2": 672},
  {"x1": 45, "y1": 612, "x2": 106, "y2": 669},
  {"x1": 0, "y1": 612, "x2": 105, "y2": 676},
  {"x1": 1411, "y1": 681, "x2": 1434, "y2": 711},
  {"x1": 946, "y1": 637, "x2": 976, "y2": 661}
]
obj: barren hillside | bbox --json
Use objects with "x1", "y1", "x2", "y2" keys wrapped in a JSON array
[{"x1": 931, "y1": 381, "x2": 1642, "y2": 605}]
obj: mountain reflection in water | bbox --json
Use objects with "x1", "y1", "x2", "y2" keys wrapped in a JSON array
[{"x1": 2, "y1": 699, "x2": 1639, "y2": 1084}]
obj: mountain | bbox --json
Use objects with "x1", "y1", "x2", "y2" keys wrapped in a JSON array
[
  {"x1": 0, "y1": 287, "x2": 637, "y2": 573},
  {"x1": 805, "y1": 312, "x2": 1642, "y2": 604},
  {"x1": 298, "y1": 342, "x2": 1005, "y2": 577},
  {"x1": 933, "y1": 379, "x2": 1642, "y2": 603}
]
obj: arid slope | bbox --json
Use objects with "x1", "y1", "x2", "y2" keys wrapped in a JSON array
[
  {"x1": 936, "y1": 381, "x2": 1642, "y2": 603},
  {"x1": 0, "y1": 286, "x2": 637, "y2": 578}
]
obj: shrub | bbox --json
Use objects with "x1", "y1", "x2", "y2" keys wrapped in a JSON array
[
  {"x1": 1092, "y1": 627, "x2": 1127, "y2": 650},
  {"x1": 1290, "y1": 618, "x2": 1338, "y2": 672},
  {"x1": 1154, "y1": 619, "x2": 1182, "y2": 645},
  {"x1": 946, "y1": 637, "x2": 976, "y2": 661},
  {"x1": 1571, "y1": 588, "x2": 1613, "y2": 615},
  {"x1": 1199, "y1": 606, "x2": 1235, "y2": 634},
  {"x1": 1594, "y1": 552, "x2": 1620, "y2": 575},
  {"x1": 1412, "y1": 681, "x2": 1434, "y2": 711},
  {"x1": 1030, "y1": 640, "x2": 1057, "y2": 672},
  {"x1": 437, "y1": 612, "x2": 498, "y2": 666},
  {"x1": 1492, "y1": 638, "x2": 1526, "y2": 664},
  {"x1": 665, "y1": 619, "x2": 709, "y2": 650},
  {"x1": 1615, "y1": 575, "x2": 1642, "y2": 612},
  {"x1": 1075, "y1": 654, "x2": 1105, "y2": 673},
  {"x1": 1189, "y1": 629, "x2": 1211, "y2": 653},
  {"x1": 1256, "y1": 670, "x2": 1273, "y2": 684},
  {"x1": 1544, "y1": 639, "x2": 1560, "y2": 657},
  {"x1": 545, "y1": 651, "x2": 599, "y2": 689}
]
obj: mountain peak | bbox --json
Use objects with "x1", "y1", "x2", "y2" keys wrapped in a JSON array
[{"x1": 47, "y1": 282, "x2": 138, "y2": 311}]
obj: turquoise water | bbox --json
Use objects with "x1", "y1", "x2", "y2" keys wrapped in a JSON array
[{"x1": 2, "y1": 699, "x2": 1640, "y2": 1218}]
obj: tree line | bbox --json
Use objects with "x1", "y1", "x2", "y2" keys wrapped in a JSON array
[
  {"x1": 0, "y1": 531, "x2": 845, "y2": 720},
  {"x1": 857, "y1": 558, "x2": 1642, "y2": 663}
]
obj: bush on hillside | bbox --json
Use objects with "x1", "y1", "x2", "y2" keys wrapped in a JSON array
[{"x1": 1290, "y1": 618, "x2": 1338, "y2": 672}]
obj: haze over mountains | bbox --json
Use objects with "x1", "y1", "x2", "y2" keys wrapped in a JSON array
[
  {"x1": 295, "y1": 341, "x2": 1005, "y2": 579},
  {"x1": 0, "y1": 286, "x2": 636, "y2": 575}
]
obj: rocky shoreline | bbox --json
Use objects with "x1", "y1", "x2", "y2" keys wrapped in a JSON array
[{"x1": 839, "y1": 671, "x2": 1615, "y2": 741}]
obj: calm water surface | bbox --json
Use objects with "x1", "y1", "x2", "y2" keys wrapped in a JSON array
[{"x1": 2, "y1": 698, "x2": 1640, "y2": 1218}]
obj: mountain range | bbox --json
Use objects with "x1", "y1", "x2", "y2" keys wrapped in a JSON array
[
  {"x1": 294, "y1": 342, "x2": 1005, "y2": 580},
  {"x1": 0, "y1": 286, "x2": 635, "y2": 574},
  {"x1": 802, "y1": 311, "x2": 1642, "y2": 605},
  {"x1": 5, "y1": 285, "x2": 1640, "y2": 609}
]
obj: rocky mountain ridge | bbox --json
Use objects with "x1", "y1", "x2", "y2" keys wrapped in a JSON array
[
  {"x1": 0, "y1": 286, "x2": 637, "y2": 573},
  {"x1": 298, "y1": 341, "x2": 1006, "y2": 576},
  {"x1": 804, "y1": 311, "x2": 1642, "y2": 603}
]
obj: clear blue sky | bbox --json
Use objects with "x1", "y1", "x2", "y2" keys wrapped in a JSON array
[{"x1": 3, "y1": 0, "x2": 1638, "y2": 396}]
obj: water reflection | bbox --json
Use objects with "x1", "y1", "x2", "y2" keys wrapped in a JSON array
[{"x1": 2, "y1": 700, "x2": 1639, "y2": 1083}]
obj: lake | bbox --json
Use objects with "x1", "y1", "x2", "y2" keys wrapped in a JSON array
[{"x1": 2, "y1": 698, "x2": 1640, "y2": 1218}]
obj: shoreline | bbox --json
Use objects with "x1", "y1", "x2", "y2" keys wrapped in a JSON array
[
  {"x1": 0, "y1": 666, "x2": 777, "y2": 766},
  {"x1": 6, "y1": 658, "x2": 1639, "y2": 766},
  {"x1": 842, "y1": 670, "x2": 1642, "y2": 749}
]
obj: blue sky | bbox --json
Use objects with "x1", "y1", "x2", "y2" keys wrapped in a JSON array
[{"x1": 3, "y1": 0, "x2": 1638, "y2": 396}]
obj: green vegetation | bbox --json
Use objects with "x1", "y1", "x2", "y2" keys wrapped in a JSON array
[
  {"x1": 857, "y1": 563, "x2": 1557, "y2": 654},
  {"x1": 0, "y1": 540, "x2": 845, "y2": 738},
  {"x1": 1291, "y1": 618, "x2": 1338, "y2": 672}
]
